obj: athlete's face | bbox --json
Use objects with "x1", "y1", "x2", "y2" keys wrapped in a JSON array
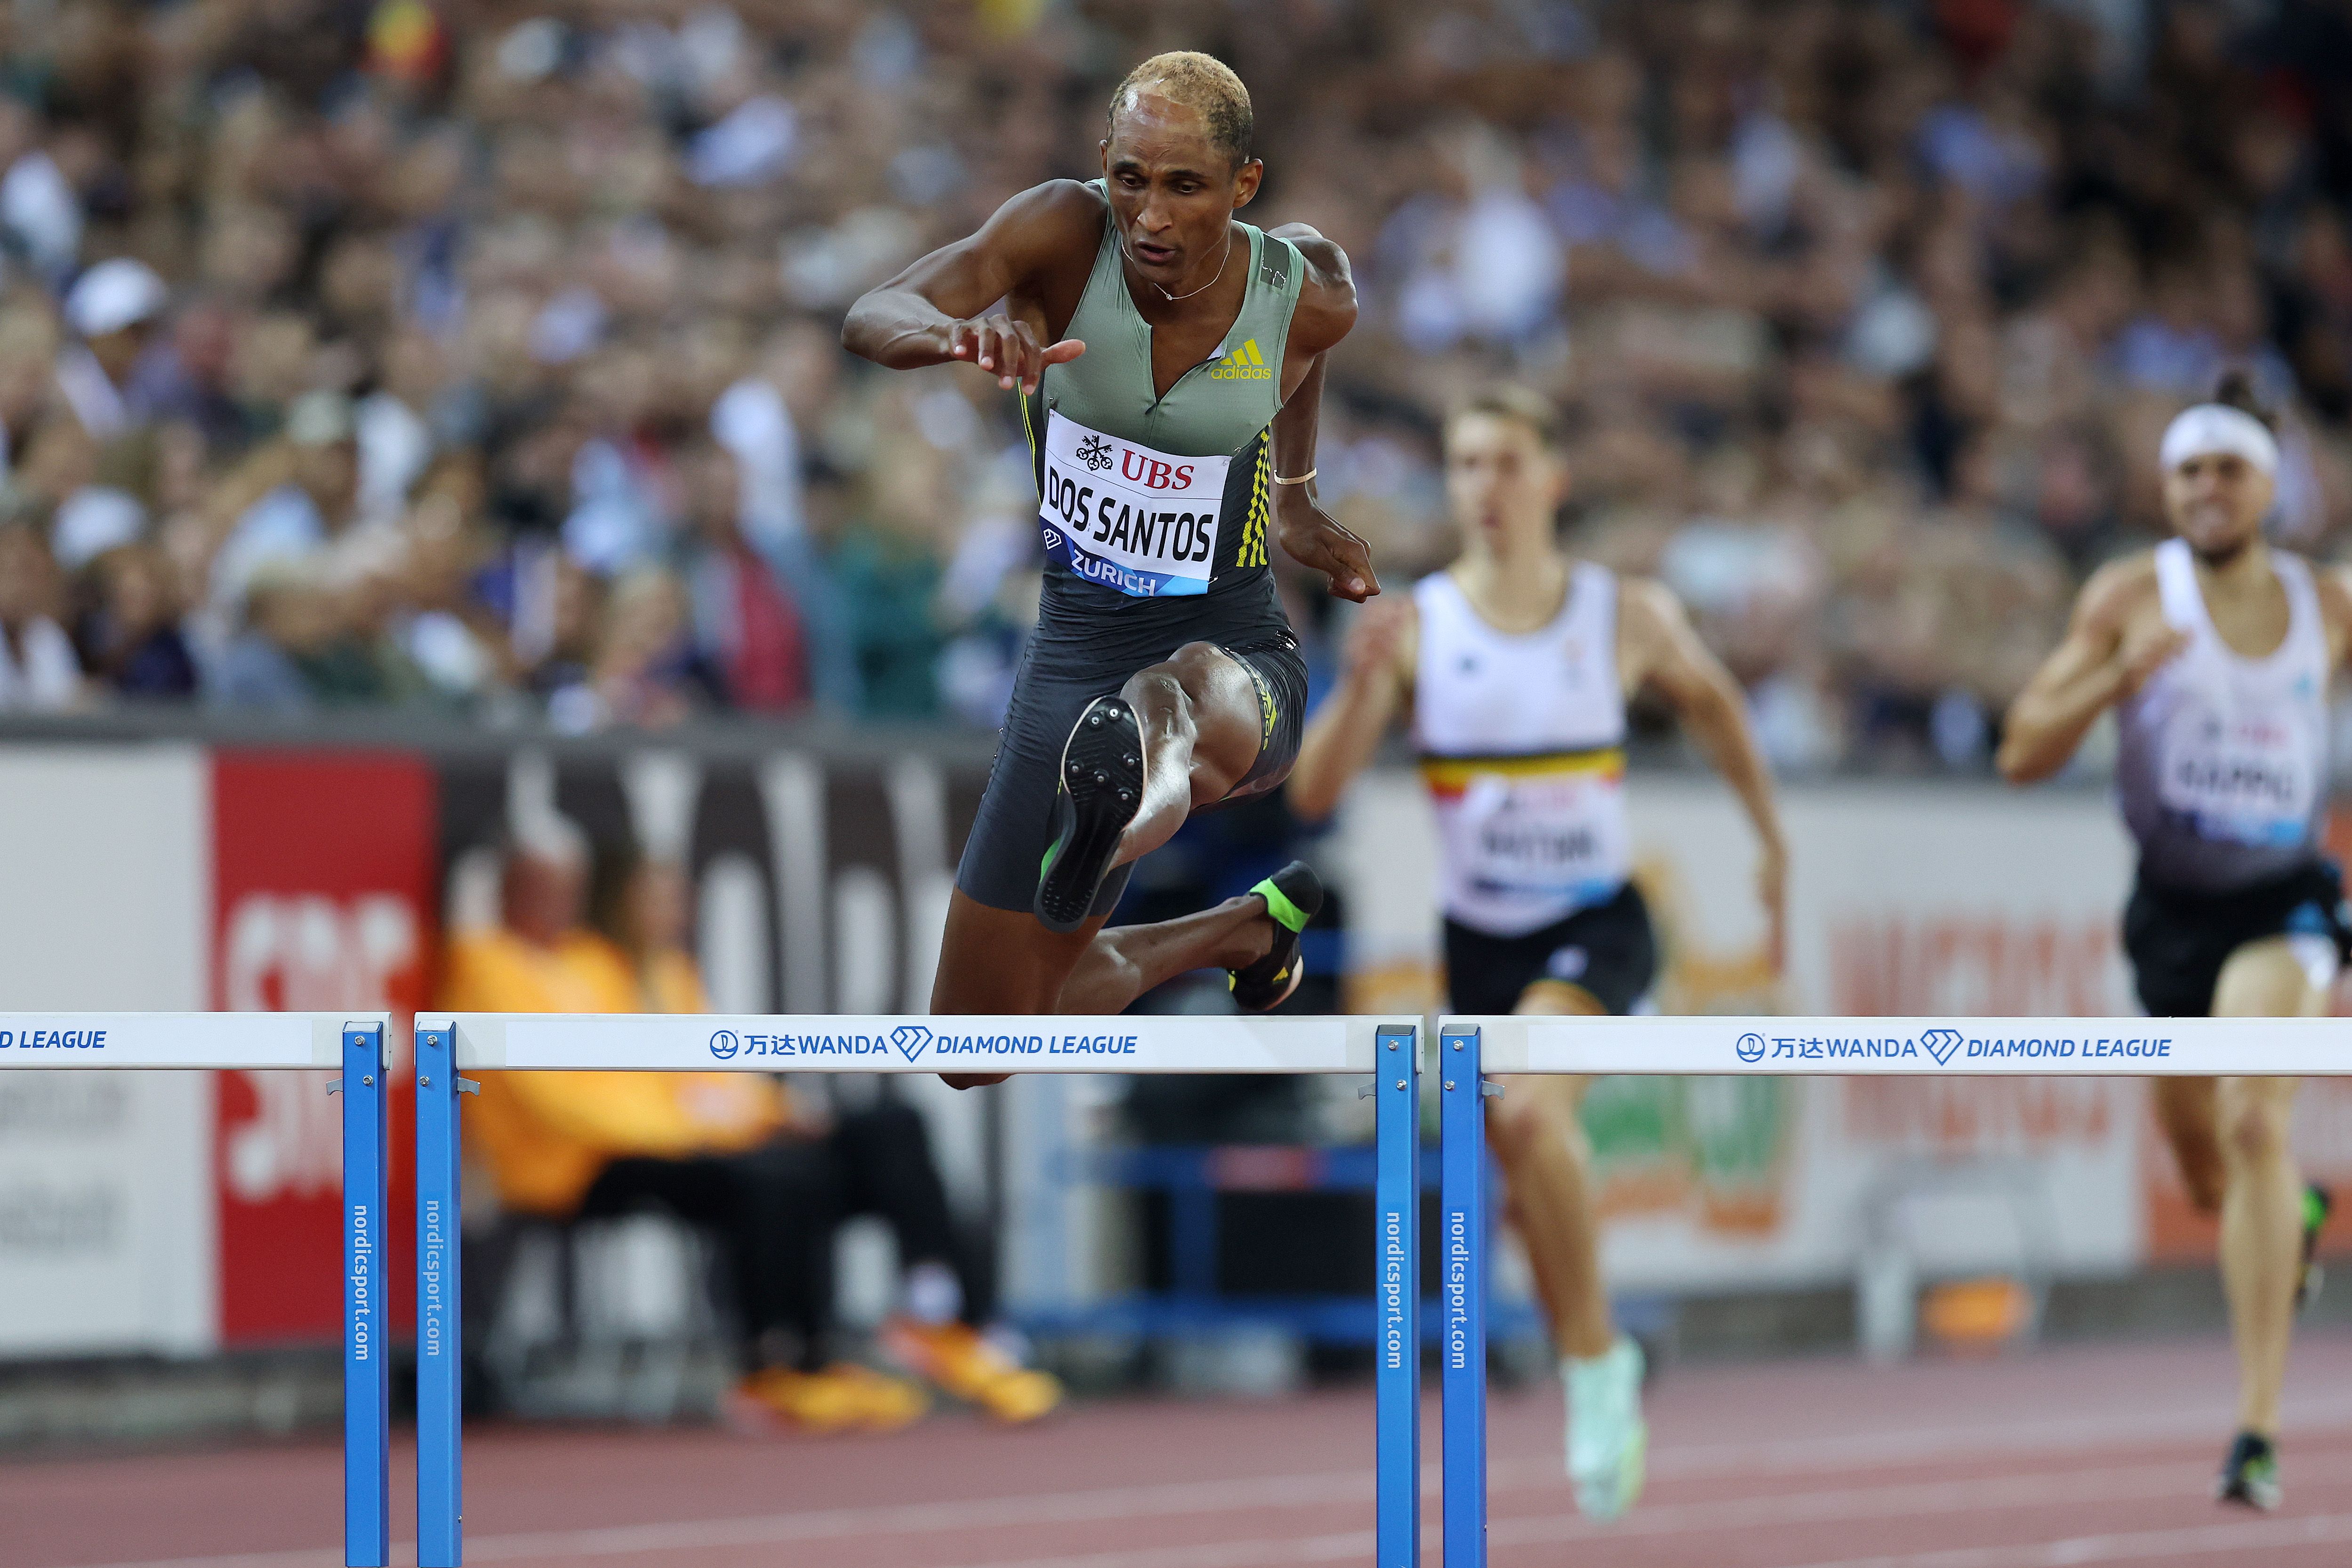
[
  {"x1": 2164, "y1": 449, "x2": 2274, "y2": 562},
  {"x1": 1101, "y1": 93, "x2": 1261, "y2": 290},
  {"x1": 1446, "y1": 413, "x2": 1568, "y2": 555}
]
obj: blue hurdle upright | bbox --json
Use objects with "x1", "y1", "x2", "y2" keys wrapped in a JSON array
[
  {"x1": 410, "y1": 1011, "x2": 1425, "y2": 1568},
  {"x1": 0, "y1": 1011, "x2": 392, "y2": 1567}
]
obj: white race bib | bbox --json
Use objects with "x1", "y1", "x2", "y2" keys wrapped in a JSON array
[
  {"x1": 1422, "y1": 754, "x2": 1633, "y2": 931},
  {"x1": 2156, "y1": 694, "x2": 2318, "y2": 848},
  {"x1": 1447, "y1": 775, "x2": 1626, "y2": 898},
  {"x1": 1039, "y1": 411, "x2": 1230, "y2": 598}
]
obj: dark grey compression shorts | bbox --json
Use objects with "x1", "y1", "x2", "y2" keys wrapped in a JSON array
[{"x1": 956, "y1": 568, "x2": 1308, "y2": 920}]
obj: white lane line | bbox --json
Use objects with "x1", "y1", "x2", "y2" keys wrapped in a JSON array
[
  {"x1": 48, "y1": 1410, "x2": 2352, "y2": 1568},
  {"x1": 1781, "y1": 1510, "x2": 2352, "y2": 1568}
]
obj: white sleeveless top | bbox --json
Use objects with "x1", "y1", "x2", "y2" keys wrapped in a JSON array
[
  {"x1": 1411, "y1": 565, "x2": 1632, "y2": 936},
  {"x1": 2115, "y1": 538, "x2": 2332, "y2": 892}
]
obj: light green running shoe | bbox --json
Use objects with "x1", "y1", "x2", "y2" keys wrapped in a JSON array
[{"x1": 1565, "y1": 1336, "x2": 1647, "y2": 1520}]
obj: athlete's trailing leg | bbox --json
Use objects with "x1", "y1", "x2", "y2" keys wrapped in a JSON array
[
  {"x1": 1487, "y1": 1007, "x2": 1611, "y2": 1361},
  {"x1": 1058, "y1": 867, "x2": 1320, "y2": 1013},
  {"x1": 929, "y1": 861, "x2": 1321, "y2": 1090},
  {"x1": 2206, "y1": 938, "x2": 2318, "y2": 1506},
  {"x1": 1488, "y1": 980, "x2": 1646, "y2": 1521},
  {"x1": 2153, "y1": 1076, "x2": 2225, "y2": 1215}
]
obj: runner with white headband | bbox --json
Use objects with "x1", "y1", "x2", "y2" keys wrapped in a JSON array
[{"x1": 2000, "y1": 372, "x2": 2341, "y2": 1511}]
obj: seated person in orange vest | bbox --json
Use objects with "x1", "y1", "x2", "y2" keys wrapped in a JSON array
[{"x1": 443, "y1": 827, "x2": 1058, "y2": 1431}]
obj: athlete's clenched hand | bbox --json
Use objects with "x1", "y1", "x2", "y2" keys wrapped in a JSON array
[
  {"x1": 945, "y1": 317, "x2": 1084, "y2": 395},
  {"x1": 1276, "y1": 495, "x2": 1381, "y2": 602},
  {"x1": 1341, "y1": 595, "x2": 1413, "y2": 680},
  {"x1": 2116, "y1": 619, "x2": 2191, "y2": 699}
]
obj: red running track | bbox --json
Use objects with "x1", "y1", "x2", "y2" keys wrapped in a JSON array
[{"x1": 8, "y1": 1334, "x2": 2352, "y2": 1568}]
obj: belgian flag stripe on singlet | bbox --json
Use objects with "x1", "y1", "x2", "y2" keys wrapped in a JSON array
[{"x1": 1417, "y1": 747, "x2": 1627, "y2": 800}]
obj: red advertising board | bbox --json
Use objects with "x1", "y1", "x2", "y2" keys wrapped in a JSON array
[{"x1": 210, "y1": 752, "x2": 437, "y2": 1344}]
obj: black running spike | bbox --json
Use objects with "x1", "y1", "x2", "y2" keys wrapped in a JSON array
[{"x1": 1035, "y1": 696, "x2": 1148, "y2": 934}]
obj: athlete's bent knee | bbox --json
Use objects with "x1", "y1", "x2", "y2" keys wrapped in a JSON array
[
  {"x1": 1162, "y1": 641, "x2": 1233, "y2": 692},
  {"x1": 1121, "y1": 666, "x2": 1193, "y2": 721},
  {"x1": 2220, "y1": 1096, "x2": 2291, "y2": 1168}
]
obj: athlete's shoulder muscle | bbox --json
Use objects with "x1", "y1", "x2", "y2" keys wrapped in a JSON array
[
  {"x1": 2071, "y1": 552, "x2": 2160, "y2": 639},
  {"x1": 1266, "y1": 224, "x2": 1357, "y2": 354},
  {"x1": 1611, "y1": 573, "x2": 1698, "y2": 692},
  {"x1": 874, "y1": 180, "x2": 1101, "y2": 325},
  {"x1": 976, "y1": 179, "x2": 1105, "y2": 287},
  {"x1": 1614, "y1": 572, "x2": 1687, "y2": 644},
  {"x1": 2311, "y1": 558, "x2": 2352, "y2": 623},
  {"x1": 2310, "y1": 560, "x2": 2352, "y2": 664}
]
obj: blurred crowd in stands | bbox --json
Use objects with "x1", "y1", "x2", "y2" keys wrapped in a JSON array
[{"x1": 0, "y1": 0, "x2": 2347, "y2": 770}]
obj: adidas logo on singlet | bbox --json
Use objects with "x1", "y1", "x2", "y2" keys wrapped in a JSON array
[{"x1": 1209, "y1": 338, "x2": 1272, "y2": 382}]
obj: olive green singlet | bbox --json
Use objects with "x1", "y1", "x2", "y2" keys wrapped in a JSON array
[{"x1": 1025, "y1": 184, "x2": 1306, "y2": 598}]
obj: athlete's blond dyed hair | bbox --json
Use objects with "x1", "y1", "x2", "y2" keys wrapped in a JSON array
[{"x1": 1107, "y1": 51, "x2": 1253, "y2": 169}]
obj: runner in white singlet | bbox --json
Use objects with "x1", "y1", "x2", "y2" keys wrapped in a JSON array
[
  {"x1": 2001, "y1": 374, "x2": 2346, "y2": 1511},
  {"x1": 1412, "y1": 562, "x2": 1638, "y2": 944},
  {"x1": 1290, "y1": 388, "x2": 1788, "y2": 1520}
]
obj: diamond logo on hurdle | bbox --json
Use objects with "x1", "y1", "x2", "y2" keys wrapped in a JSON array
[
  {"x1": 708, "y1": 1029, "x2": 740, "y2": 1061},
  {"x1": 1921, "y1": 1028, "x2": 1964, "y2": 1065},
  {"x1": 891, "y1": 1024, "x2": 932, "y2": 1062}
]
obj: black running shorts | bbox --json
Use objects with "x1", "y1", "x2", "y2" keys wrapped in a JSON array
[
  {"x1": 2122, "y1": 859, "x2": 2350, "y2": 1018},
  {"x1": 955, "y1": 570, "x2": 1306, "y2": 919},
  {"x1": 1444, "y1": 881, "x2": 1658, "y2": 1017}
]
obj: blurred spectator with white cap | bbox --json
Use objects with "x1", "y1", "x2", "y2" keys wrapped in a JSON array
[
  {"x1": 56, "y1": 257, "x2": 167, "y2": 443},
  {"x1": 50, "y1": 484, "x2": 145, "y2": 574}
]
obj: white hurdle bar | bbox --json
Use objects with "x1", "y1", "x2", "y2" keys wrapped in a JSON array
[
  {"x1": 1467, "y1": 1013, "x2": 2347, "y2": 1076},
  {"x1": 411, "y1": 1012, "x2": 1426, "y2": 1568},
  {"x1": 0, "y1": 1011, "x2": 394, "y2": 1568},
  {"x1": 1433, "y1": 1011, "x2": 2352, "y2": 1568}
]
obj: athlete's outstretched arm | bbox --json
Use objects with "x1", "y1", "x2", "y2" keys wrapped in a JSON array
[
  {"x1": 1996, "y1": 558, "x2": 2176, "y2": 784},
  {"x1": 1288, "y1": 597, "x2": 1415, "y2": 821},
  {"x1": 841, "y1": 181, "x2": 1096, "y2": 393},
  {"x1": 1621, "y1": 578, "x2": 1789, "y2": 967}
]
